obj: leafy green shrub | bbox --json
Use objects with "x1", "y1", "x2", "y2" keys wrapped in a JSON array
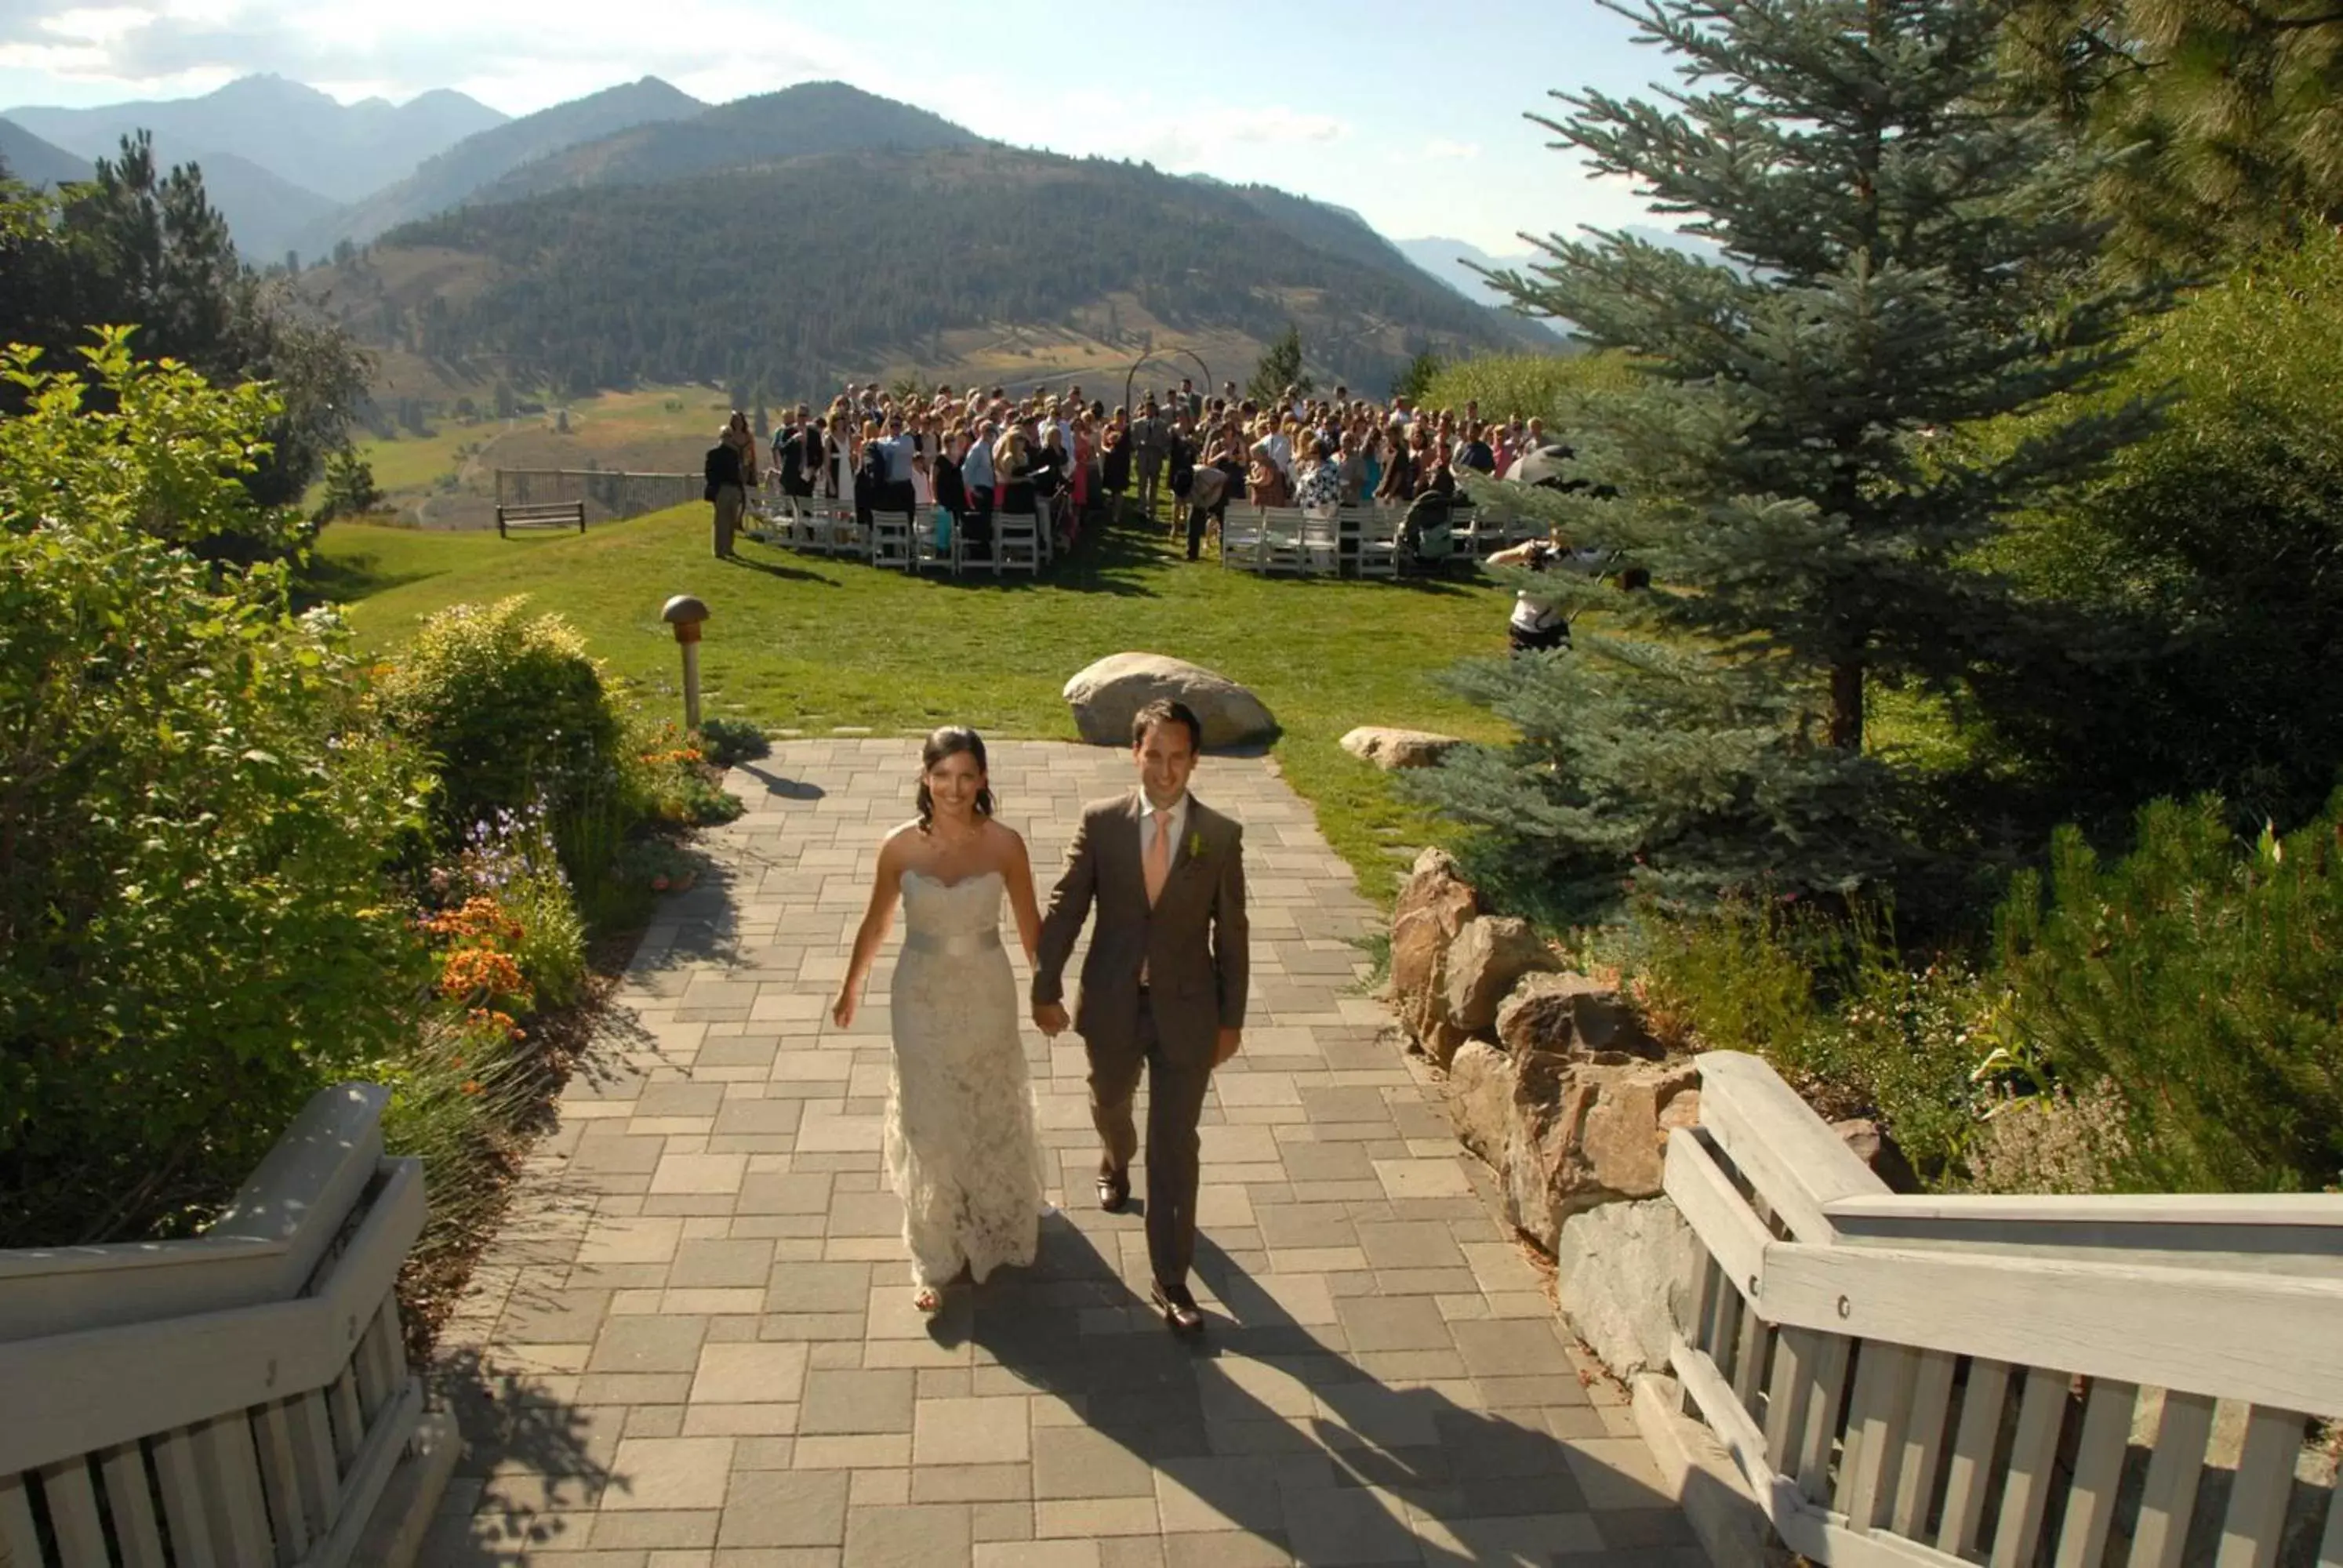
[
  {"x1": 632, "y1": 720, "x2": 743, "y2": 826},
  {"x1": 1419, "y1": 350, "x2": 1637, "y2": 428},
  {"x1": 1634, "y1": 898, "x2": 1989, "y2": 1179},
  {"x1": 696, "y1": 716, "x2": 771, "y2": 768},
  {"x1": 1977, "y1": 233, "x2": 2343, "y2": 829},
  {"x1": 616, "y1": 840, "x2": 699, "y2": 892},
  {"x1": 1994, "y1": 793, "x2": 2343, "y2": 1191},
  {"x1": 0, "y1": 336, "x2": 428, "y2": 1246},
  {"x1": 373, "y1": 596, "x2": 623, "y2": 836},
  {"x1": 550, "y1": 780, "x2": 646, "y2": 934}
]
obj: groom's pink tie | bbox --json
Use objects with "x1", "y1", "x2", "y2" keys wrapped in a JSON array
[{"x1": 1145, "y1": 808, "x2": 1172, "y2": 906}]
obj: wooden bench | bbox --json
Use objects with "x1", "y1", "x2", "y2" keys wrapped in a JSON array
[{"x1": 496, "y1": 501, "x2": 587, "y2": 537}]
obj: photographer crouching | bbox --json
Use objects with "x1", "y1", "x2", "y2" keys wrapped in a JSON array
[{"x1": 1488, "y1": 536, "x2": 1572, "y2": 652}]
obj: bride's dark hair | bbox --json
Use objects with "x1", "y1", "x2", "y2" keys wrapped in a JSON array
[{"x1": 916, "y1": 727, "x2": 995, "y2": 830}]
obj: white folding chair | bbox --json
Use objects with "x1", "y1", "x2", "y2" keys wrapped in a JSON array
[
  {"x1": 1219, "y1": 506, "x2": 1266, "y2": 571},
  {"x1": 829, "y1": 503, "x2": 869, "y2": 560},
  {"x1": 1351, "y1": 506, "x2": 1400, "y2": 579},
  {"x1": 786, "y1": 496, "x2": 830, "y2": 554},
  {"x1": 1258, "y1": 507, "x2": 1307, "y2": 575},
  {"x1": 1300, "y1": 509, "x2": 1341, "y2": 576},
  {"x1": 993, "y1": 509, "x2": 1041, "y2": 575},
  {"x1": 870, "y1": 509, "x2": 915, "y2": 571},
  {"x1": 912, "y1": 508, "x2": 957, "y2": 576}
]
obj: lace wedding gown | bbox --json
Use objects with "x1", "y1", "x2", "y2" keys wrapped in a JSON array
[{"x1": 885, "y1": 869, "x2": 1048, "y2": 1288}]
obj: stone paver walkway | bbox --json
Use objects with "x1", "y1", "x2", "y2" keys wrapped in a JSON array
[{"x1": 423, "y1": 740, "x2": 1703, "y2": 1566}]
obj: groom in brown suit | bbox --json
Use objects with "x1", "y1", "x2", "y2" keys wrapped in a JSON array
[{"x1": 1033, "y1": 699, "x2": 1248, "y2": 1334}]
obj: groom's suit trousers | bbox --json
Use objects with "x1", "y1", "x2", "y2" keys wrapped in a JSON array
[{"x1": 1092, "y1": 997, "x2": 1214, "y2": 1287}]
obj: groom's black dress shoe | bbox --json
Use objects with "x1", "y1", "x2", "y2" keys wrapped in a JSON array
[
  {"x1": 1150, "y1": 1279, "x2": 1206, "y2": 1336},
  {"x1": 1096, "y1": 1171, "x2": 1130, "y2": 1213}
]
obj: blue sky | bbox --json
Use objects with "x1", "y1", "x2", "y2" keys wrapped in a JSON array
[{"x1": 0, "y1": 0, "x2": 1676, "y2": 253}]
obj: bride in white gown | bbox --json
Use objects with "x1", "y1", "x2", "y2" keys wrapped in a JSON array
[{"x1": 832, "y1": 728, "x2": 1051, "y2": 1310}]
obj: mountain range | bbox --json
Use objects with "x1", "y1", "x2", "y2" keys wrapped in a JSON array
[
  {"x1": 0, "y1": 116, "x2": 89, "y2": 189},
  {"x1": 6, "y1": 74, "x2": 503, "y2": 204},
  {"x1": 5, "y1": 73, "x2": 1559, "y2": 398}
]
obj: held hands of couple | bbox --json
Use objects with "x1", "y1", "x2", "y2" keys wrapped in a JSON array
[{"x1": 1030, "y1": 1007, "x2": 1238, "y2": 1069}]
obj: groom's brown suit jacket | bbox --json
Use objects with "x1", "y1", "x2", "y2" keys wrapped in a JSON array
[{"x1": 1033, "y1": 792, "x2": 1248, "y2": 1064}]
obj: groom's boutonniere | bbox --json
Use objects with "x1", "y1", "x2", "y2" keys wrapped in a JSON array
[{"x1": 1186, "y1": 829, "x2": 1205, "y2": 862}]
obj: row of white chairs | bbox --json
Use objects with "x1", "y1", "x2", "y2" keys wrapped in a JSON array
[
  {"x1": 1219, "y1": 506, "x2": 1398, "y2": 578},
  {"x1": 747, "y1": 495, "x2": 1055, "y2": 578},
  {"x1": 1212, "y1": 503, "x2": 1548, "y2": 577}
]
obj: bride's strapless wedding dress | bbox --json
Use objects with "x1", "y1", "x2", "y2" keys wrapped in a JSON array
[{"x1": 885, "y1": 869, "x2": 1048, "y2": 1288}]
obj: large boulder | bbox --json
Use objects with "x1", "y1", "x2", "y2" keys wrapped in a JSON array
[
  {"x1": 1504, "y1": 1054, "x2": 1702, "y2": 1253},
  {"x1": 1063, "y1": 653, "x2": 1277, "y2": 748},
  {"x1": 1553, "y1": 1197, "x2": 1701, "y2": 1379},
  {"x1": 1442, "y1": 916, "x2": 1563, "y2": 1040},
  {"x1": 1496, "y1": 972, "x2": 1664, "y2": 1064},
  {"x1": 1446, "y1": 1040, "x2": 1517, "y2": 1167},
  {"x1": 1393, "y1": 846, "x2": 1478, "y2": 930},
  {"x1": 1340, "y1": 726, "x2": 1463, "y2": 770},
  {"x1": 1389, "y1": 849, "x2": 1480, "y2": 1062}
]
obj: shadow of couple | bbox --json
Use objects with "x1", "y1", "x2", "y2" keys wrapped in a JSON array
[{"x1": 901, "y1": 1205, "x2": 1698, "y2": 1565}]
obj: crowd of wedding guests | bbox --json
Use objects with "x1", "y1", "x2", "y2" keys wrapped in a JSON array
[{"x1": 733, "y1": 375, "x2": 1557, "y2": 561}]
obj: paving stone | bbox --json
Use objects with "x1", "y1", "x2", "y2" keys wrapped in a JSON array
[
  {"x1": 716, "y1": 1468, "x2": 850, "y2": 1548},
  {"x1": 797, "y1": 1369, "x2": 916, "y2": 1435},
  {"x1": 840, "y1": 1502, "x2": 972, "y2": 1566},
  {"x1": 913, "y1": 1396, "x2": 1031, "y2": 1465},
  {"x1": 650, "y1": 1153, "x2": 748, "y2": 1196},
  {"x1": 1031, "y1": 1426, "x2": 1157, "y2": 1499},
  {"x1": 501, "y1": 1288, "x2": 612, "y2": 1345},
  {"x1": 1448, "y1": 1318, "x2": 1573, "y2": 1378},
  {"x1": 670, "y1": 1238, "x2": 776, "y2": 1289},
  {"x1": 1353, "y1": 1220, "x2": 1467, "y2": 1272},
  {"x1": 1278, "y1": 1486, "x2": 1419, "y2": 1564},
  {"x1": 690, "y1": 1342, "x2": 808, "y2": 1405},
  {"x1": 1332, "y1": 1295, "x2": 1454, "y2": 1354},
  {"x1": 765, "y1": 1261, "x2": 871, "y2": 1313},
  {"x1": 601, "y1": 1438, "x2": 735, "y2": 1511},
  {"x1": 590, "y1": 1316, "x2": 710, "y2": 1375}
]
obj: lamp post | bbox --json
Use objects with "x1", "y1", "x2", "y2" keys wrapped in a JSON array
[{"x1": 661, "y1": 594, "x2": 710, "y2": 731}]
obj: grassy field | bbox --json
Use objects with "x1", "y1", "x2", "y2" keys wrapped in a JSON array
[{"x1": 314, "y1": 507, "x2": 1520, "y2": 901}]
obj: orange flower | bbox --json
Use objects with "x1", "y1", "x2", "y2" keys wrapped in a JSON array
[{"x1": 462, "y1": 1079, "x2": 481, "y2": 1095}]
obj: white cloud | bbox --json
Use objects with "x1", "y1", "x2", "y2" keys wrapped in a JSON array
[{"x1": 1422, "y1": 136, "x2": 1480, "y2": 160}]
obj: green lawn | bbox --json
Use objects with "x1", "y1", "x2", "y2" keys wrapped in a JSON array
[{"x1": 314, "y1": 507, "x2": 1520, "y2": 901}]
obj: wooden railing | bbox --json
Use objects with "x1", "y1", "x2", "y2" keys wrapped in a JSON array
[
  {"x1": 0, "y1": 1084, "x2": 449, "y2": 1568},
  {"x1": 1664, "y1": 1052, "x2": 2343, "y2": 1567}
]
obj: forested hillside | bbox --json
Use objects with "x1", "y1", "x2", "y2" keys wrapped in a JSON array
[
  {"x1": 0, "y1": 117, "x2": 89, "y2": 187},
  {"x1": 467, "y1": 82, "x2": 977, "y2": 203},
  {"x1": 321, "y1": 143, "x2": 1543, "y2": 397},
  {"x1": 313, "y1": 76, "x2": 707, "y2": 249}
]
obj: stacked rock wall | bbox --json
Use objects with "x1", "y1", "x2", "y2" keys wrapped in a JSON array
[{"x1": 1388, "y1": 848, "x2": 1698, "y2": 1378}]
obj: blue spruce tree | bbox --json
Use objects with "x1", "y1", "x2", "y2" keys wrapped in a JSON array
[{"x1": 1412, "y1": 0, "x2": 2160, "y2": 920}]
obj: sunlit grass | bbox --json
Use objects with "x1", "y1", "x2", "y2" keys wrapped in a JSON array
[{"x1": 314, "y1": 507, "x2": 1518, "y2": 900}]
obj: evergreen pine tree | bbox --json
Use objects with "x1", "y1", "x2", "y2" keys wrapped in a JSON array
[
  {"x1": 1246, "y1": 324, "x2": 1311, "y2": 405},
  {"x1": 1413, "y1": 0, "x2": 2156, "y2": 920},
  {"x1": 2003, "y1": 0, "x2": 2343, "y2": 270}
]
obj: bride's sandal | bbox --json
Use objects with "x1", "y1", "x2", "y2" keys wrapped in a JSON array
[{"x1": 913, "y1": 1285, "x2": 942, "y2": 1314}]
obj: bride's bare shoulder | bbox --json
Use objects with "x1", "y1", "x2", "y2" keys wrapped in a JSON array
[{"x1": 877, "y1": 821, "x2": 927, "y2": 858}]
